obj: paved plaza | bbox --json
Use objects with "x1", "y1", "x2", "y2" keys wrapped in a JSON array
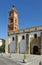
[{"x1": 0, "y1": 53, "x2": 42, "y2": 65}]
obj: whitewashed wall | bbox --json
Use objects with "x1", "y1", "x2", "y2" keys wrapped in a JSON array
[
  {"x1": 9, "y1": 35, "x2": 16, "y2": 53},
  {"x1": 18, "y1": 33, "x2": 26, "y2": 53},
  {"x1": 8, "y1": 31, "x2": 41, "y2": 53},
  {"x1": 9, "y1": 33, "x2": 29, "y2": 53}
]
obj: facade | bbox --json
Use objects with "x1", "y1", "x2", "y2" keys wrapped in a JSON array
[{"x1": 5, "y1": 6, "x2": 42, "y2": 55}]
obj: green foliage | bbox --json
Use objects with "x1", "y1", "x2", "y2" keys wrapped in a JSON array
[{"x1": 0, "y1": 42, "x2": 5, "y2": 53}]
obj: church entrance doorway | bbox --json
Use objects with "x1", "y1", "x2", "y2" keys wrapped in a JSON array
[{"x1": 33, "y1": 46, "x2": 39, "y2": 55}]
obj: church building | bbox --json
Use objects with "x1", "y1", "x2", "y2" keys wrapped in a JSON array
[{"x1": 5, "y1": 5, "x2": 42, "y2": 55}]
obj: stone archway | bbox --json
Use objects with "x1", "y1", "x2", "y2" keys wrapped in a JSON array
[{"x1": 33, "y1": 46, "x2": 39, "y2": 55}]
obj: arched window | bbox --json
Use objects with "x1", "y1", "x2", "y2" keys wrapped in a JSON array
[
  {"x1": 34, "y1": 34, "x2": 37, "y2": 38},
  {"x1": 12, "y1": 37, "x2": 14, "y2": 41},
  {"x1": 22, "y1": 35, "x2": 25, "y2": 40},
  {"x1": 10, "y1": 19, "x2": 13, "y2": 23}
]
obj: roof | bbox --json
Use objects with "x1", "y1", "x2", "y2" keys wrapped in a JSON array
[{"x1": 8, "y1": 25, "x2": 42, "y2": 35}]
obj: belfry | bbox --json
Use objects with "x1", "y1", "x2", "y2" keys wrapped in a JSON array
[{"x1": 8, "y1": 5, "x2": 19, "y2": 35}]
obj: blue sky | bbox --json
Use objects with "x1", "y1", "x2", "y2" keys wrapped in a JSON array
[{"x1": 0, "y1": 0, "x2": 42, "y2": 39}]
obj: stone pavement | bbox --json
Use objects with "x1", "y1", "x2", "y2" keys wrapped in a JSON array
[{"x1": 0, "y1": 53, "x2": 42, "y2": 65}]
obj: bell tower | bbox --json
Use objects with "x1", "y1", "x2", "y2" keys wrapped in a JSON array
[{"x1": 8, "y1": 5, "x2": 19, "y2": 35}]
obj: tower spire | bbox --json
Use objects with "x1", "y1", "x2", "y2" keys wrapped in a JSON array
[
  {"x1": 12, "y1": 5, "x2": 15, "y2": 8},
  {"x1": 11, "y1": 5, "x2": 17, "y2": 13},
  {"x1": 8, "y1": 5, "x2": 19, "y2": 35}
]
